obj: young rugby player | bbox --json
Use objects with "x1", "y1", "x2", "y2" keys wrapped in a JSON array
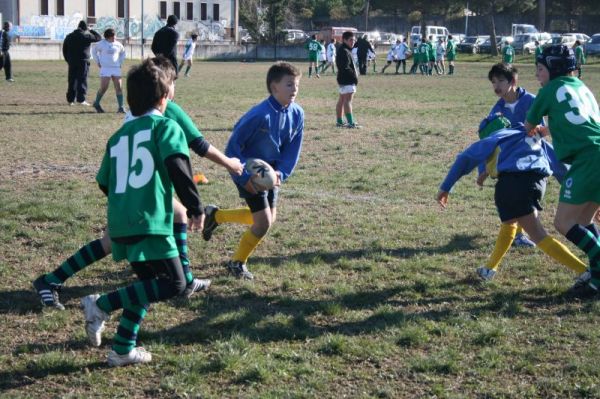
[
  {"x1": 92, "y1": 28, "x2": 126, "y2": 113},
  {"x1": 525, "y1": 44, "x2": 600, "y2": 297},
  {"x1": 305, "y1": 35, "x2": 323, "y2": 78},
  {"x1": 437, "y1": 118, "x2": 589, "y2": 285},
  {"x1": 335, "y1": 31, "x2": 360, "y2": 128},
  {"x1": 446, "y1": 35, "x2": 457, "y2": 75},
  {"x1": 82, "y1": 58, "x2": 203, "y2": 366},
  {"x1": 179, "y1": 33, "x2": 198, "y2": 77},
  {"x1": 201, "y1": 62, "x2": 304, "y2": 280},
  {"x1": 32, "y1": 56, "x2": 243, "y2": 309}
]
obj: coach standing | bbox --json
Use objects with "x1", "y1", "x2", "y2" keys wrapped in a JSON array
[
  {"x1": 1, "y1": 21, "x2": 14, "y2": 82},
  {"x1": 355, "y1": 35, "x2": 374, "y2": 76},
  {"x1": 152, "y1": 15, "x2": 180, "y2": 74},
  {"x1": 62, "y1": 21, "x2": 101, "y2": 105}
]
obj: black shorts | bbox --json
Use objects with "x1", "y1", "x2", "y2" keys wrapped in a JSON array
[
  {"x1": 236, "y1": 183, "x2": 280, "y2": 213},
  {"x1": 494, "y1": 171, "x2": 547, "y2": 222}
]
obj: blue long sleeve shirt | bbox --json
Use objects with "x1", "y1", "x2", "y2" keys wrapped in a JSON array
[
  {"x1": 479, "y1": 87, "x2": 537, "y2": 131},
  {"x1": 225, "y1": 96, "x2": 304, "y2": 187},
  {"x1": 440, "y1": 128, "x2": 567, "y2": 193}
]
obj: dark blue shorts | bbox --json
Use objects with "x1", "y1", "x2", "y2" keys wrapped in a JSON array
[
  {"x1": 236, "y1": 184, "x2": 280, "y2": 213},
  {"x1": 494, "y1": 172, "x2": 547, "y2": 222}
]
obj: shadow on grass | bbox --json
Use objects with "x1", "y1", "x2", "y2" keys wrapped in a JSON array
[{"x1": 0, "y1": 361, "x2": 106, "y2": 391}]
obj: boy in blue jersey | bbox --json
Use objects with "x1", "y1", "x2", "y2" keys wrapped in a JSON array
[
  {"x1": 436, "y1": 120, "x2": 589, "y2": 286},
  {"x1": 478, "y1": 63, "x2": 540, "y2": 248},
  {"x1": 82, "y1": 58, "x2": 205, "y2": 367},
  {"x1": 202, "y1": 62, "x2": 304, "y2": 280}
]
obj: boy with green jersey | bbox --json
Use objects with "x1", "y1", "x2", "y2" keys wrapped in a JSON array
[
  {"x1": 305, "y1": 35, "x2": 324, "y2": 78},
  {"x1": 409, "y1": 42, "x2": 419, "y2": 74},
  {"x1": 573, "y1": 40, "x2": 585, "y2": 79},
  {"x1": 534, "y1": 40, "x2": 542, "y2": 60},
  {"x1": 446, "y1": 35, "x2": 457, "y2": 75},
  {"x1": 502, "y1": 41, "x2": 514, "y2": 64},
  {"x1": 525, "y1": 44, "x2": 600, "y2": 297},
  {"x1": 80, "y1": 58, "x2": 205, "y2": 367},
  {"x1": 32, "y1": 57, "x2": 243, "y2": 310},
  {"x1": 418, "y1": 39, "x2": 429, "y2": 75},
  {"x1": 427, "y1": 35, "x2": 437, "y2": 75}
]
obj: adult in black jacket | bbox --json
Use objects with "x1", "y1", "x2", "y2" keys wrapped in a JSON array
[
  {"x1": 1, "y1": 21, "x2": 13, "y2": 82},
  {"x1": 152, "y1": 15, "x2": 180, "y2": 74},
  {"x1": 63, "y1": 21, "x2": 101, "y2": 105},
  {"x1": 335, "y1": 31, "x2": 360, "y2": 129},
  {"x1": 355, "y1": 35, "x2": 375, "y2": 75}
]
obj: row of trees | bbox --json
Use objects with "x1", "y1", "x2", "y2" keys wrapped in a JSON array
[{"x1": 240, "y1": 0, "x2": 598, "y2": 55}]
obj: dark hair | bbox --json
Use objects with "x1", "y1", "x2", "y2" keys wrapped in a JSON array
[
  {"x1": 448, "y1": 34, "x2": 453, "y2": 40},
  {"x1": 342, "y1": 31, "x2": 354, "y2": 41},
  {"x1": 311, "y1": 34, "x2": 316, "y2": 40},
  {"x1": 191, "y1": 33, "x2": 198, "y2": 40},
  {"x1": 127, "y1": 59, "x2": 171, "y2": 116},
  {"x1": 104, "y1": 28, "x2": 115, "y2": 39},
  {"x1": 574, "y1": 40, "x2": 581, "y2": 46},
  {"x1": 488, "y1": 62, "x2": 518, "y2": 82},
  {"x1": 167, "y1": 15, "x2": 178, "y2": 26},
  {"x1": 150, "y1": 55, "x2": 177, "y2": 83},
  {"x1": 266, "y1": 61, "x2": 301, "y2": 94},
  {"x1": 78, "y1": 20, "x2": 88, "y2": 30},
  {"x1": 330, "y1": 38, "x2": 335, "y2": 43}
]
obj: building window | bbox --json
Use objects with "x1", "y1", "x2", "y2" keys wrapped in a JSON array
[
  {"x1": 160, "y1": 1, "x2": 167, "y2": 19},
  {"x1": 213, "y1": 4, "x2": 219, "y2": 21},
  {"x1": 186, "y1": 2, "x2": 193, "y2": 20},
  {"x1": 117, "y1": 0, "x2": 125, "y2": 18},
  {"x1": 87, "y1": 0, "x2": 96, "y2": 23},
  {"x1": 173, "y1": 2, "x2": 181, "y2": 19},
  {"x1": 56, "y1": 0, "x2": 65, "y2": 16},
  {"x1": 200, "y1": 3, "x2": 207, "y2": 21},
  {"x1": 41, "y1": 0, "x2": 49, "y2": 15}
]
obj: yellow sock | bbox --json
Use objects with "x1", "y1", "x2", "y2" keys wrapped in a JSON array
[
  {"x1": 516, "y1": 226, "x2": 524, "y2": 235},
  {"x1": 232, "y1": 229, "x2": 263, "y2": 263},
  {"x1": 537, "y1": 236, "x2": 587, "y2": 274},
  {"x1": 215, "y1": 208, "x2": 253, "y2": 225},
  {"x1": 485, "y1": 223, "x2": 518, "y2": 270}
]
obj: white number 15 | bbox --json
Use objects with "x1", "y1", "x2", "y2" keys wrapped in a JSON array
[{"x1": 110, "y1": 130, "x2": 155, "y2": 194}]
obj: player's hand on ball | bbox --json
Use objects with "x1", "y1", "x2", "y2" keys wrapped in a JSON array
[
  {"x1": 244, "y1": 179, "x2": 258, "y2": 195},
  {"x1": 436, "y1": 190, "x2": 449, "y2": 209},
  {"x1": 190, "y1": 214, "x2": 205, "y2": 232},
  {"x1": 227, "y1": 157, "x2": 244, "y2": 176},
  {"x1": 476, "y1": 172, "x2": 488, "y2": 187}
]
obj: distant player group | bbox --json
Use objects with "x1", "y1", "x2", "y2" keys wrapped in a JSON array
[{"x1": 30, "y1": 25, "x2": 600, "y2": 368}]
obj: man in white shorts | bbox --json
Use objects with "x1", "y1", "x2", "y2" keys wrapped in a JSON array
[
  {"x1": 179, "y1": 33, "x2": 198, "y2": 77},
  {"x1": 92, "y1": 28, "x2": 125, "y2": 113}
]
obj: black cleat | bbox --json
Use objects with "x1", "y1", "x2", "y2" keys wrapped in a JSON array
[
  {"x1": 227, "y1": 261, "x2": 254, "y2": 280},
  {"x1": 33, "y1": 276, "x2": 65, "y2": 310}
]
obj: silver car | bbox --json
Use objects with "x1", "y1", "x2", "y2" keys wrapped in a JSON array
[{"x1": 586, "y1": 33, "x2": 600, "y2": 55}]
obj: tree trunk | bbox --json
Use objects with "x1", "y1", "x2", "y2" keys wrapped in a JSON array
[
  {"x1": 364, "y1": 0, "x2": 370, "y2": 31},
  {"x1": 490, "y1": 12, "x2": 498, "y2": 57},
  {"x1": 538, "y1": 0, "x2": 546, "y2": 32}
]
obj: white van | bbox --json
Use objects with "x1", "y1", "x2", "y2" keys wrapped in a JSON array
[{"x1": 410, "y1": 25, "x2": 449, "y2": 46}]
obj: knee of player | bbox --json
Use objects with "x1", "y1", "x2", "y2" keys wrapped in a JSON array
[
  {"x1": 171, "y1": 276, "x2": 187, "y2": 295},
  {"x1": 252, "y1": 221, "x2": 272, "y2": 237}
]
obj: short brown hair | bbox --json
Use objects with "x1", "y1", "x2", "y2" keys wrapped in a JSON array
[
  {"x1": 266, "y1": 61, "x2": 301, "y2": 94},
  {"x1": 104, "y1": 28, "x2": 115, "y2": 39},
  {"x1": 488, "y1": 62, "x2": 518, "y2": 82},
  {"x1": 150, "y1": 55, "x2": 177, "y2": 84},
  {"x1": 127, "y1": 59, "x2": 171, "y2": 116}
]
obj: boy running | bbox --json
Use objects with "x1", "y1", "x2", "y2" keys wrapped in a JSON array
[
  {"x1": 92, "y1": 28, "x2": 126, "y2": 113},
  {"x1": 179, "y1": 33, "x2": 198, "y2": 77},
  {"x1": 321, "y1": 38, "x2": 337, "y2": 75},
  {"x1": 525, "y1": 44, "x2": 600, "y2": 297},
  {"x1": 201, "y1": 62, "x2": 304, "y2": 280},
  {"x1": 335, "y1": 31, "x2": 360, "y2": 128},
  {"x1": 32, "y1": 56, "x2": 242, "y2": 309},
  {"x1": 82, "y1": 58, "x2": 204, "y2": 367},
  {"x1": 437, "y1": 120, "x2": 588, "y2": 285}
]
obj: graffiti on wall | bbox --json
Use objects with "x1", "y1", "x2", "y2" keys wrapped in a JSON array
[{"x1": 17, "y1": 12, "x2": 227, "y2": 41}]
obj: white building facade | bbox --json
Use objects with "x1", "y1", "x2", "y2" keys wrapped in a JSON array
[{"x1": 9, "y1": 0, "x2": 238, "y2": 42}]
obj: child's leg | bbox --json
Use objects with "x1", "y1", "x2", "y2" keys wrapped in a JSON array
[
  {"x1": 555, "y1": 202, "x2": 600, "y2": 286},
  {"x1": 518, "y1": 212, "x2": 587, "y2": 274},
  {"x1": 343, "y1": 92, "x2": 355, "y2": 125},
  {"x1": 484, "y1": 222, "x2": 518, "y2": 271},
  {"x1": 43, "y1": 232, "x2": 111, "y2": 286},
  {"x1": 232, "y1": 207, "x2": 275, "y2": 264},
  {"x1": 173, "y1": 199, "x2": 193, "y2": 284},
  {"x1": 336, "y1": 94, "x2": 345, "y2": 124},
  {"x1": 112, "y1": 76, "x2": 124, "y2": 110},
  {"x1": 215, "y1": 207, "x2": 254, "y2": 225},
  {"x1": 94, "y1": 76, "x2": 111, "y2": 108},
  {"x1": 185, "y1": 59, "x2": 192, "y2": 76}
]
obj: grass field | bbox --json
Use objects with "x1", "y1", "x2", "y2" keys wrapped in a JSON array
[{"x1": 1, "y1": 59, "x2": 600, "y2": 398}]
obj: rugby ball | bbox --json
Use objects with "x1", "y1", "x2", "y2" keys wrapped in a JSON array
[{"x1": 246, "y1": 158, "x2": 277, "y2": 191}]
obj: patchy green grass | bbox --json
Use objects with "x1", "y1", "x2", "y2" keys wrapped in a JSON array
[{"x1": 1, "y1": 60, "x2": 600, "y2": 397}]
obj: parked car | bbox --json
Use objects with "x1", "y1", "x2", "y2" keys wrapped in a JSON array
[
  {"x1": 550, "y1": 34, "x2": 577, "y2": 48},
  {"x1": 379, "y1": 32, "x2": 402, "y2": 46},
  {"x1": 281, "y1": 29, "x2": 309, "y2": 44},
  {"x1": 586, "y1": 33, "x2": 600, "y2": 55},
  {"x1": 513, "y1": 32, "x2": 551, "y2": 54},
  {"x1": 450, "y1": 33, "x2": 466, "y2": 43},
  {"x1": 569, "y1": 32, "x2": 591, "y2": 44},
  {"x1": 479, "y1": 37, "x2": 502, "y2": 53},
  {"x1": 456, "y1": 35, "x2": 488, "y2": 53}
]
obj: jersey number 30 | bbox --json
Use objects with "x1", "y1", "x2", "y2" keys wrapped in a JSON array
[
  {"x1": 556, "y1": 85, "x2": 600, "y2": 125},
  {"x1": 110, "y1": 130, "x2": 155, "y2": 193}
]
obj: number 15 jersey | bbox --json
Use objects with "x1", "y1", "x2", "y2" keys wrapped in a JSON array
[
  {"x1": 96, "y1": 110, "x2": 190, "y2": 238},
  {"x1": 527, "y1": 76, "x2": 600, "y2": 164}
]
